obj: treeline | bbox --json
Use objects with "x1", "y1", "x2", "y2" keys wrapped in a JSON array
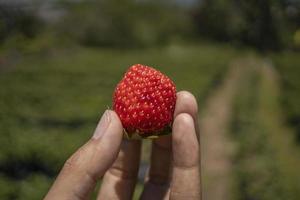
[
  {"x1": 0, "y1": 0, "x2": 194, "y2": 50},
  {"x1": 1, "y1": 0, "x2": 300, "y2": 50},
  {"x1": 57, "y1": 0, "x2": 194, "y2": 48},
  {"x1": 0, "y1": 3, "x2": 42, "y2": 43},
  {"x1": 194, "y1": 0, "x2": 300, "y2": 51}
]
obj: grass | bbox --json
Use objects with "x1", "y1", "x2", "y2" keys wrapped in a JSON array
[
  {"x1": 272, "y1": 52, "x2": 300, "y2": 139},
  {"x1": 230, "y1": 58, "x2": 300, "y2": 200},
  {"x1": 0, "y1": 43, "x2": 237, "y2": 200},
  {"x1": 258, "y1": 64, "x2": 300, "y2": 199}
]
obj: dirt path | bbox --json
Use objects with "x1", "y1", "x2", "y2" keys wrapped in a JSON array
[{"x1": 200, "y1": 61, "x2": 244, "y2": 200}]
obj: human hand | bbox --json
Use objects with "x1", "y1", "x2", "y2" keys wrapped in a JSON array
[{"x1": 44, "y1": 91, "x2": 201, "y2": 200}]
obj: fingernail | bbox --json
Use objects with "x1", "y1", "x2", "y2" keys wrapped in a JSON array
[{"x1": 93, "y1": 110, "x2": 111, "y2": 139}]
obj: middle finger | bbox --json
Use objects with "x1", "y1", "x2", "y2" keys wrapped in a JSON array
[{"x1": 97, "y1": 139, "x2": 141, "y2": 200}]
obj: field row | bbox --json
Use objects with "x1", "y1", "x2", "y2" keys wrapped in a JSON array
[
  {"x1": 230, "y1": 59, "x2": 300, "y2": 200},
  {"x1": 273, "y1": 52, "x2": 300, "y2": 139}
]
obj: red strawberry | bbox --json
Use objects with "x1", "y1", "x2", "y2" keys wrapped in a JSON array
[{"x1": 113, "y1": 64, "x2": 176, "y2": 138}]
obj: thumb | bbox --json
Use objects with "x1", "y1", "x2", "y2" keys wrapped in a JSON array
[{"x1": 44, "y1": 110, "x2": 123, "y2": 200}]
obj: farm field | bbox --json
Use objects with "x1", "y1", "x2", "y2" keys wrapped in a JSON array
[
  {"x1": 230, "y1": 57, "x2": 300, "y2": 200},
  {"x1": 1, "y1": 42, "x2": 300, "y2": 200},
  {"x1": 1, "y1": 1, "x2": 300, "y2": 199},
  {"x1": 272, "y1": 52, "x2": 300, "y2": 139},
  {"x1": 0, "y1": 44, "x2": 237, "y2": 199},
  {"x1": 198, "y1": 55, "x2": 300, "y2": 200}
]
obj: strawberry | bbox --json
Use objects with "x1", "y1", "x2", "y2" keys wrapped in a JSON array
[{"x1": 113, "y1": 64, "x2": 176, "y2": 138}]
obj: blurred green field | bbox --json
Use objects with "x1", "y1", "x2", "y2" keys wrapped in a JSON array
[
  {"x1": 0, "y1": 44, "x2": 237, "y2": 199},
  {"x1": 231, "y1": 58, "x2": 300, "y2": 200},
  {"x1": 273, "y1": 52, "x2": 300, "y2": 139},
  {"x1": 1, "y1": 1, "x2": 300, "y2": 199}
]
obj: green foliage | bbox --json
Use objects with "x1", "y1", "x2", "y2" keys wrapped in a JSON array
[
  {"x1": 58, "y1": 0, "x2": 194, "y2": 48},
  {"x1": 1, "y1": 32, "x2": 60, "y2": 55},
  {"x1": 294, "y1": 29, "x2": 300, "y2": 48},
  {"x1": 0, "y1": 176, "x2": 17, "y2": 200},
  {"x1": 231, "y1": 62, "x2": 300, "y2": 200},
  {"x1": 234, "y1": 0, "x2": 287, "y2": 50},
  {"x1": 194, "y1": 0, "x2": 290, "y2": 50},
  {"x1": 0, "y1": 174, "x2": 52, "y2": 200},
  {"x1": 193, "y1": 0, "x2": 234, "y2": 41},
  {"x1": 0, "y1": 4, "x2": 43, "y2": 43},
  {"x1": 272, "y1": 52, "x2": 300, "y2": 139},
  {"x1": 0, "y1": 44, "x2": 236, "y2": 199},
  {"x1": 231, "y1": 66, "x2": 284, "y2": 200}
]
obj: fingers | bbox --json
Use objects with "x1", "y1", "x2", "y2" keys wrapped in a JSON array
[
  {"x1": 148, "y1": 136, "x2": 172, "y2": 184},
  {"x1": 170, "y1": 113, "x2": 201, "y2": 200},
  {"x1": 174, "y1": 91, "x2": 199, "y2": 140},
  {"x1": 97, "y1": 139, "x2": 141, "y2": 200},
  {"x1": 44, "y1": 110, "x2": 123, "y2": 200},
  {"x1": 140, "y1": 135, "x2": 172, "y2": 200},
  {"x1": 141, "y1": 91, "x2": 199, "y2": 199}
]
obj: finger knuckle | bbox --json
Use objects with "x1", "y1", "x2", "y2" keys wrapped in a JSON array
[{"x1": 63, "y1": 147, "x2": 84, "y2": 171}]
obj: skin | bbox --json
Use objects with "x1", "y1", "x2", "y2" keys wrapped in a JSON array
[{"x1": 44, "y1": 91, "x2": 201, "y2": 200}]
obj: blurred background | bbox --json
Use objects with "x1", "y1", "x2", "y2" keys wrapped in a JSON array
[{"x1": 0, "y1": 0, "x2": 300, "y2": 199}]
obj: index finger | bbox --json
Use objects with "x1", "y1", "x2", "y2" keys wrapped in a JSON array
[{"x1": 44, "y1": 110, "x2": 123, "y2": 200}]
